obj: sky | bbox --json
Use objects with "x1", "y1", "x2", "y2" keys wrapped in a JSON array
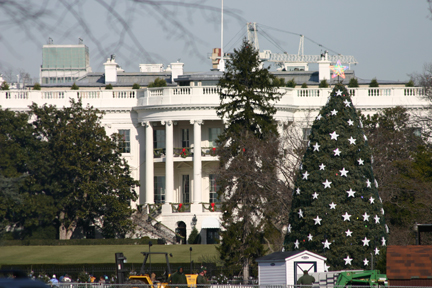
[{"x1": 1, "y1": 0, "x2": 431, "y2": 83}]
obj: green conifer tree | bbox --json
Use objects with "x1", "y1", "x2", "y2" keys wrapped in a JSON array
[{"x1": 284, "y1": 83, "x2": 387, "y2": 270}]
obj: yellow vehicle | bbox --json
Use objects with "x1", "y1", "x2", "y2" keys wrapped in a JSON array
[
  {"x1": 126, "y1": 252, "x2": 198, "y2": 288},
  {"x1": 127, "y1": 252, "x2": 172, "y2": 288}
]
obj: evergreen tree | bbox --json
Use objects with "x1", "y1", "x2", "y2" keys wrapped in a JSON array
[
  {"x1": 148, "y1": 77, "x2": 167, "y2": 88},
  {"x1": 33, "y1": 83, "x2": 41, "y2": 90},
  {"x1": 319, "y1": 79, "x2": 329, "y2": 88},
  {"x1": 71, "y1": 82, "x2": 79, "y2": 90},
  {"x1": 369, "y1": 78, "x2": 379, "y2": 87},
  {"x1": 286, "y1": 78, "x2": 297, "y2": 88},
  {"x1": 1, "y1": 81, "x2": 9, "y2": 90},
  {"x1": 284, "y1": 83, "x2": 387, "y2": 270},
  {"x1": 348, "y1": 78, "x2": 359, "y2": 88},
  {"x1": 217, "y1": 39, "x2": 282, "y2": 139},
  {"x1": 216, "y1": 39, "x2": 282, "y2": 280},
  {"x1": 105, "y1": 83, "x2": 113, "y2": 89},
  {"x1": 132, "y1": 83, "x2": 141, "y2": 89}
]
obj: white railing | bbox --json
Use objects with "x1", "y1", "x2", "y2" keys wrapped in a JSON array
[
  {"x1": 112, "y1": 90, "x2": 136, "y2": 98},
  {"x1": 404, "y1": 87, "x2": 424, "y2": 96},
  {"x1": 43, "y1": 91, "x2": 66, "y2": 99},
  {"x1": 78, "y1": 91, "x2": 100, "y2": 99},
  {"x1": 173, "y1": 87, "x2": 191, "y2": 95},
  {"x1": 148, "y1": 88, "x2": 164, "y2": 97},
  {"x1": 203, "y1": 87, "x2": 221, "y2": 95},
  {"x1": 1, "y1": 86, "x2": 429, "y2": 111},
  {"x1": 368, "y1": 88, "x2": 391, "y2": 96},
  {"x1": 4, "y1": 91, "x2": 29, "y2": 99},
  {"x1": 297, "y1": 89, "x2": 320, "y2": 97}
]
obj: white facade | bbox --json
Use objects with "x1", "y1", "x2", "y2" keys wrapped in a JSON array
[{"x1": 0, "y1": 85, "x2": 427, "y2": 242}]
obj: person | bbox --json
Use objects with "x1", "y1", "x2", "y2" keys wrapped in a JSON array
[
  {"x1": 99, "y1": 275, "x2": 106, "y2": 284},
  {"x1": 196, "y1": 266, "x2": 209, "y2": 286},
  {"x1": 150, "y1": 272, "x2": 158, "y2": 283},
  {"x1": 297, "y1": 270, "x2": 315, "y2": 288},
  {"x1": 168, "y1": 267, "x2": 187, "y2": 288},
  {"x1": 50, "y1": 275, "x2": 59, "y2": 287}
]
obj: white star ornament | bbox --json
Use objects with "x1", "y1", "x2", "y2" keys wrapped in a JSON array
[
  {"x1": 330, "y1": 131, "x2": 339, "y2": 140},
  {"x1": 342, "y1": 212, "x2": 351, "y2": 221},
  {"x1": 322, "y1": 239, "x2": 331, "y2": 249},
  {"x1": 346, "y1": 188, "x2": 356, "y2": 197},
  {"x1": 314, "y1": 216, "x2": 322, "y2": 225},
  {"x1": 340, "y1": 168, "x2": 349, "y2": 177},
  {"x1": 362, "y1": 237, "x2": 370, "y2": 246},
  {"x1": 362, "y1": 212, "x2": 370, "y2": 221},
  {"x1": 364, "y1": 258, "x2": 369, "y2": 266},
  {"x1": 333, "y1": 148, "x2": 341, "y2": 156},
  {"x1": 374, "y1": 215, "x2": 380, "y2": 224},
  {"x1": 323, "y1": 179, "x2": 332, "y2": 189},
  {"x1": 302, "y1": 171, "x2": 309, "y2": 180},
  {"x1": 344, "y1": 255, "x2": 353, "y2": 265}
]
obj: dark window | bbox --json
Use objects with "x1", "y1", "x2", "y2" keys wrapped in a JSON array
[
  {"x1": 118, "y1": 129, "x2": 130, "y2": 153},
  {"x1": 209, "y1": 174, "x2": 220, "y2": 203},
  {"x1": 182, "y1": 175, "x2": 190, "y2": 203},
  {"x1": 153, "y1": 130, "x2": 166, "y2": 149},
  {"x1": 209, "y1": 128, "x2": 221, "y2": 147},
  {"x1": 207, "y1": 228, "x2": 219, "y2": 244},
  {"x1": 154, "y1": 176, "x2": 165, "y2": 204},
  {"x1": 182, "y1": 129, "x2": 189, "y2": 147}
]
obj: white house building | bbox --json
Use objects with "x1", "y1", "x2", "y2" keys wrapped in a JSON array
[{"x1": 1, "y1": 55, "x2": 428, "y2": 243}]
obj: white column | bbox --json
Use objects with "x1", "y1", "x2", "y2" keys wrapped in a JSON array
[
  {"x1": 191, "y1": 120, "x2": 203, "y2": 203},
  {"x1": 143, "y1": 121, "x2": 154, "y2": 204},
  {"x1": 163, "y1": 120, "x2": 174, "y2": 203}
]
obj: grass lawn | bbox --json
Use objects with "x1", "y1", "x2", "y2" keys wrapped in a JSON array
[{"x1": 0, "y1": 244, "x2": 219, "y2": 265}]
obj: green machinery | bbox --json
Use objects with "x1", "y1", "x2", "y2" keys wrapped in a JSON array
[{"x1": 335, "y1": 270, "x2": 388, "y2": 287}]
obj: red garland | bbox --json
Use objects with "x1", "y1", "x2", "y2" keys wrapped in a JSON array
[
  {"x1": 178, "y1": 203, "x2": 183, "y2": 210},
  {"x1": 211, "y1": 203, "x2": 215, "y2": 211}
]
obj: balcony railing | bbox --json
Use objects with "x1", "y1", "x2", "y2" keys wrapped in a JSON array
[
  {"x1": 153, "y1": 147, "x2": 219, "y2": 158},
  {"x1": 174, "y1": 147, "x2": 192, "y2": 158},
  {"x1": 201, "y1": 202, "x2": 222, "y2": 212},
  {"x1": 202, "y1": 147, "x2": 218, "y2": 156},
  {"x1": 1, "y1": 86, "x2": 429, "y2": 111},
  {"x1": 171, "y1": 203, "x2": 191, "y2": 213}
]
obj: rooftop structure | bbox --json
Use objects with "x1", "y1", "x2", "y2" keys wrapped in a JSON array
[{"x1": 40, "y1": 43, "x2": 91, "y2": 84}]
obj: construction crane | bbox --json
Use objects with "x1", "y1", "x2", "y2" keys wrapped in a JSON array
[{"x1": 246, "y1": 22, "x2": 358, "y2": 71}]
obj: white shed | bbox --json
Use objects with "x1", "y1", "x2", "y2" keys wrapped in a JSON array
[{"x1": 256, "y1": 250, "x2": 327, "y2": 285}]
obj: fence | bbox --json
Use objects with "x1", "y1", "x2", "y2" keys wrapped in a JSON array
[{"x1": 41, "y1": 284, "x2": 420, "y2": 288}]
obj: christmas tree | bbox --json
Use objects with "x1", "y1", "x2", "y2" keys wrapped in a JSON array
[{"x1": 284, "y1": 83, "x2": 388, "y2": 270}]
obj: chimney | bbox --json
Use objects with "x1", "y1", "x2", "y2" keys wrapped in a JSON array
[
  {"x1": 171, "y1": 61, "x2": 184, "y2": 84},
  {"x1": 318, "y1": 51, "x2": 331, "y2": 82},
  {"x1": 104, "y1": 54, "x2": 118, "y2": 83}
]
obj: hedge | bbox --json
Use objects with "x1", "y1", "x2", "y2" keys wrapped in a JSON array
[{"x1": 0, "y1": 238, "x2": 160, "y2": 246}]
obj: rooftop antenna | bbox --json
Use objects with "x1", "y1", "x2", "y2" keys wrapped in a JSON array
[
  {"x1": 298, "y1": 35, "x2": 304, "y2": 57},
  {"x1": 79, "y1": 38, "x2": 83, "y2": 44},
  {"x1": 217, "y1": 0, "x2": 225, "y2": 72},
  {"x1": 247, "y1": 22, "x2": 259, "y2": 51}
]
